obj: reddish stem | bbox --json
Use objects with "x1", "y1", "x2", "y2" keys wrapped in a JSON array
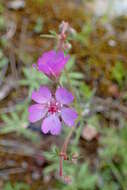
[
  {"x1": 59, "y1": 127, "x2": 75, "y2": 177},
  {"x1": 59, "y1": 155, "x2": 63, "y2": 177}
]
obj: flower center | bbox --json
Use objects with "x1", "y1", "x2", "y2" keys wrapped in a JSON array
[{"x1": 48, "y1": 101, "x2": 61, "y2": 114}]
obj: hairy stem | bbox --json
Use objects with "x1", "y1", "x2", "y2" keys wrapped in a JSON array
[
  {"x1": 59, "y1": 126, "x2": 75, "y2": 177},
  {"x1": 59, "y1": 155, "x2": 63, "y2": 177},
  {"x1": 61, "y1": 126, "x2": 75, "y2": 153}
]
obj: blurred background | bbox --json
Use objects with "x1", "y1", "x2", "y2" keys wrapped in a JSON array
[{"x1": 0, "y1": 0, "x2": 127, "y2": 189}]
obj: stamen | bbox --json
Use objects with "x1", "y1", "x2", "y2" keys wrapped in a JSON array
[{"x1": 48, "y1": 100, "x2": 60, "y2": 114}]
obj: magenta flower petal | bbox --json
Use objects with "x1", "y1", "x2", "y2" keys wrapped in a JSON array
[
  {"x1": 28, "y1": 104, "x2": 47, "y2": 123},
  {"x1": 38, "y1": 50, "x2": 56, "y2": 76},
  {"x1": 49, "y1": 51, "x2": 70, "y2": 77},
  {"x1": 53, "y1": 56, "x2": 70, "y2": 77},
  {"x1": 38, "y1": 50, "x2": 69, "y2": 78},
  {"x1": 39, "y1": 50, "x2": 56, "y2": 64},
  {"x1": 32, "y1": 86, "x2": 51, "y2": 104},
  {"x1": 55, "y1": 87, "x2": 74, "y2": 105},
  {"x1": 61, "y1": 108, "x2": 77, "y2": 127},
  {"x1": 41, "y1": 115, "x2": 61, "y2": 135}
]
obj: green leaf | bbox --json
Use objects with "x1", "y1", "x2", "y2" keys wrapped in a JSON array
[
  {"x1": 65, "y1": 56, "x2": 75, "y2": 70},
  {"x1": 80, "y1": 82, "x2": 93, "y2": 100},
  {"x1": 112, "y1": 61, "x2": 126, "y2": 87},
  {"x1": 0, "y1": 57, "x2": 8, "y2": 68},
  {"x1": 34, "y1": 17, "x2": 43, "y2": 33},
  {"x1": 3, "y1": 182, "x2": 29, "y2": 190}
]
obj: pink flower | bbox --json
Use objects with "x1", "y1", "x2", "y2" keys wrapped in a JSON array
[
  {"x1": 28, "y1": 86, "x2": 77, "y2": 135},
  {"x1": 37, "y1": 50, "x2": 70, "y2": 78}
]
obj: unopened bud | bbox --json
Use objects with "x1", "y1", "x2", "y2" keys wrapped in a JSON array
[
  {"x1": 59, "y1": 21, "x2": 69, "y2": 34},
  {"x1": 63, "y1": 42, "x2": 72, "y2": 51},
  {"x1": 64, "y1": 175, "x2": 72, "y2": 184},
  {"x1": 68, "y1": 27, "x2": 77, "y2": 37},
  {"x1": 71, "y1": 152, "x2": 79, "y2": 164}
]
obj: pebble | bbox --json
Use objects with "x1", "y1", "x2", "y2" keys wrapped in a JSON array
[{"x1": 7, "y1": 0, "x2": 25, "y2": 10}]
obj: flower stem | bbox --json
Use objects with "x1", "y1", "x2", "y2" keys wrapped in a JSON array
[
  {"x1": 59, "y1": 155, "x2": 63, "y2": 177},
  {"x1": 62, "y1": 126, "x2": 75, "y2": 153},
  {"x1": 59, "y1": 126, "x2": 75, "y2": 177}
]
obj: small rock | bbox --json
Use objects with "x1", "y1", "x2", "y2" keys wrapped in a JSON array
[
  {"x1": 81, "y1": 125, "x2": 98, "y2": 141},
  {"x1": 7, "y1": 0, "x2": 25, "y2": 10},
  {"x1": 108, "y1": 84, "x2": 119, "y2": 98},
  {"x1": 108, "y1": 39, "x2": 116, "y2": 47},
  {"x1": 43, "y1": 175, "x2": 51, "y2": 183},
  {"x1": 32, "y1": 171, "x2": 40, "y2": 180}
]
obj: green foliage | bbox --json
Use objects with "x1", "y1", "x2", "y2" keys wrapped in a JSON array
[
  {"x1": 1, "y1": 103, "x2": 39, "y2": 141},
  {"x1": 80, "y1": 82, "x2": 93, "y2": 101},
  {"x1": 0, "y1": 2, "x2": 4, "y2": 13},
  {"x1": 60, "y1": 56, "x2": 84, "y2": 87},
  {"x1": 98, "y1": 125, "x2": 127, "y2": 189},
  {"x1": 0, "y1": 15, "x2": 5, "y2": 30},
  {"x1": 44, "y1": 147, "x2": 98, "y2": 190},
  {"x1": 20, "y1": 67, "x2": 49, "y2": 95},
  {"x1": 33, "y1": 0, "x2": 45, "y2": 5},
  {"x1": 34, "y1": 17, "x2": 43, "y2": 33},
  {"x1": 44, "y1": 145, "x2": 98, "y2": 190},
  {"x1": 111, "y1": 61, "x2": 126, "y2": 87},
  {"x1": 0, "y1": 36, "x2": 7, "y2": 47},
  {"x1": 3, "y1": 182, "x2": 29, "y2": 190},
  {"x1": 43, "y1": 145, "x2": 60, "y2": 175},
  {"x1": 75, "y1": 22, "x2": 93, "y2": 45},
  {"x1": 61, "y1": 164, "x2": 97, "y2": 190}
]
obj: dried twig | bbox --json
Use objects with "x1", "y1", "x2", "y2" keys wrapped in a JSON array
[
  {"x1": 93, "y1": 97, "x2": 127, "y2": 118},
  {"x1": 0, "y1": 76, "x2": 17, "y2": 101},
  {"x1": 0, "y1": 63, "x2": 8, "y2": 86},
  {"x1": 0, "y1": 139, "x2": 43, "y2": 157},
  {"x1": 0, "y1": 168, "x2": 26, "y2": 179},
  {"x1": 9, "y1": 50, "x2": 18, "y2": 81},
  {"x1": 2, "y1": 20, "x2": 16, "y2": 40}
]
